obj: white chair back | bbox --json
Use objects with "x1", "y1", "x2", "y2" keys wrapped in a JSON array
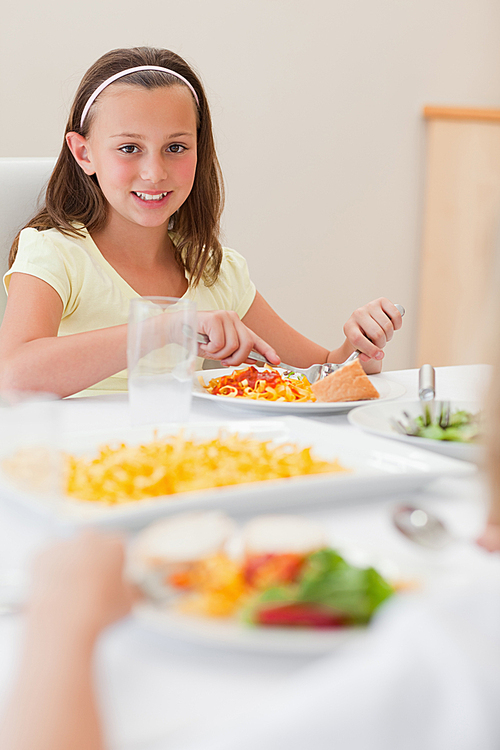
[{"x1": 0, "y1": 157, "x2": 57, "y2": 321}]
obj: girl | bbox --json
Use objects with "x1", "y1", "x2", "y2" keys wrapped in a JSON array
[{"x1": 0, "y1": 47, "x2": 403, "y2": 398}]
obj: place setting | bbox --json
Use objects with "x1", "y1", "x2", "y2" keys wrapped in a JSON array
[
  {"x1": 193, "y1": 304, "x2": 407, "y2": 415},
  {"x1": 348, "y1": 364, "x2": 483, "y2": 462}
]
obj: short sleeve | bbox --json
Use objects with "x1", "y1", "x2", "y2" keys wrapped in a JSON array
[
  {"x1": 4, "y1": 228, "x2": 73, "y2": 312},
  {"x1": 216, "y1": 247, "x2": 256, "y2": 318}
]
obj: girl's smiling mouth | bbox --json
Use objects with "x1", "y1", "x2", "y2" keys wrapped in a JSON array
[{"x1": 132, "y1": 191, "x2": 172, "y2": 205}]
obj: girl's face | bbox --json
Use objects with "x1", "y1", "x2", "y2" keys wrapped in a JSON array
[{"x1": 71, "y1": 84, "x2": 198, "y2": 231}]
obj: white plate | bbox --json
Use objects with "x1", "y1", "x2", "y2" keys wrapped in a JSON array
[
  {"x1": 0, "y1": 417, "x2": 475, "y2": 529},
  {"x1": 348, "y1": 400, "x2": 483, "y2": 462},
  {"x1": 194, "y1": 367, "x2": 406, "y2": 414},
  {"x1": 134, "y1": 602, "x2": 365, "y2": 654}
]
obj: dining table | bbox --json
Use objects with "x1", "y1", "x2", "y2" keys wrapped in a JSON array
[{"x1": 0, "y1": 363, "x2": 496, "y2": 750}]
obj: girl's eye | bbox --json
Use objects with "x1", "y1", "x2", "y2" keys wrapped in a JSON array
[
  {"x1": 168, "y1": 144, "x2": 186, "y2": 153},
  {"x1": 119, "y1": 145, "x2": 140, "y2": 154}
]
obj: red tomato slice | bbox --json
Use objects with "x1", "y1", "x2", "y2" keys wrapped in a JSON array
[
  {"x1": 244, "y1": 553, "x2": 304, "y2": 587},
  {"x1": 255, "y1": 602, "x2": 348, "y2": 628}
]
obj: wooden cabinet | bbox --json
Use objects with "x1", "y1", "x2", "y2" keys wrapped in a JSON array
[{"x1": 418, "y1": 107, "x2": 500, "y2": 366}]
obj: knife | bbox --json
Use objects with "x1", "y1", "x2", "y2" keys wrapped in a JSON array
[
  {"x1": 418, "y1": 364, "x2": 435, "y2": 426},
  {"x1": 195, "y1": 332, "x2": 270, "y2": 365}
]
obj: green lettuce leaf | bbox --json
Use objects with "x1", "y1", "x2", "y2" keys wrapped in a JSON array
[
  {"x1": 242, "y1": 548, "x2": 394, "y2": 626},
  {"x1": 296, "y1": 549, "x2": 394, "y2": 623}
]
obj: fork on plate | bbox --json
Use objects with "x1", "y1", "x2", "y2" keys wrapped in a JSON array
[{"x1": 392, "y1": 401, "x2": 452, "y2": 436}]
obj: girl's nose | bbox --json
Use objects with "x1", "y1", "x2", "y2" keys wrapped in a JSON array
[{"x1": 140, "y1": 156, "x2": 167, "y2": 184}]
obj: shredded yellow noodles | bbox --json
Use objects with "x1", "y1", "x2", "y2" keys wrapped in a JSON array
[
  {"x1": 201, "y1": 366, "x2": 315, "y2": 402},
  {"x1": 65, "y1": 432, "x2": 346, "y2": 505}
]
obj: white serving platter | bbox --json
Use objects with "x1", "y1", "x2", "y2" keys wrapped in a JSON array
[
  {"x1": 0, "y1": 417, "x2": 474, "y2": 529},
  {"x1": 348, "y1": 400, "x2": 483, "y2": 462},
  {"x1": 194, "y1": 367, "x2": 406, "y2": 414}
]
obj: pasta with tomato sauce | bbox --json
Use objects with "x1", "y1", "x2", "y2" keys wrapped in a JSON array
[{"x1": 201, "y1": 366, "x2": 315, "y2": 402}]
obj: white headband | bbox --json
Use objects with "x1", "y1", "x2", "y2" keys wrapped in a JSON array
[{"x1": 79, "y1": 65, "x2": 199, "y2": 128}]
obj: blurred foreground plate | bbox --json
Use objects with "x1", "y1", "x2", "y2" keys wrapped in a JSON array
[{"x1": 133, "y1": 513, "x2": 485, "y2": 654}]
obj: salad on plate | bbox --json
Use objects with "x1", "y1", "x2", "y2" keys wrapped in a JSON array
[{"x1": 405, "y1": 407, "x2": 481, "y2": 443}]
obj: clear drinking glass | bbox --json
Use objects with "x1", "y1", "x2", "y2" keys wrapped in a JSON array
[
  {"x1": 127, "y1": 297, "x2": 198, "y2": 426},
  {"x1": 0, "y1": 391, "x2": 61, "y2": 496},
  {"x1": 0, "y1": 392, "x2": 60, "y2": 613}
]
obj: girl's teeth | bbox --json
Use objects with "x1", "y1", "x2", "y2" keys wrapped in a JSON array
[{"x1": 135, "y1": 192, "x2": 167, "y2": 201}]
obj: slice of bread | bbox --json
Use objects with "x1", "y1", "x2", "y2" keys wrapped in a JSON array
[
  {"x1": 311, "y1": 358, "x2": 380, "y2": 402},
  {"x1": 130, "y1": 511, "x2": 236, "y2": 573},
  {"x1": 242, "y1": 515, "x2": 327, "y2": 556}
]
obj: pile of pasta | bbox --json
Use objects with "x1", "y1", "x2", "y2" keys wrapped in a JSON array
[
  {"x1": 201, "y1": 366, "x2": 315, "y2": 402},
  {"x1": 65, "y1": 432, "x2": 346, "y2": 505}
]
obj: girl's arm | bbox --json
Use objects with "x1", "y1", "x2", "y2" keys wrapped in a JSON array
[
  {"x1": 0, "y1": 274, "x2": 280, "y2": 397},
  {"x1": 242, "y1": 292, "x2": 402, "y2": 373},
  {"x1": 0, "y1": 273, "x2": 130, "y2": 397}
]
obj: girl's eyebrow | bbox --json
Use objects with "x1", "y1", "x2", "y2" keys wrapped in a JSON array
[{"x1": 109, "y1": 131, "x2": 195, "y2": 139}]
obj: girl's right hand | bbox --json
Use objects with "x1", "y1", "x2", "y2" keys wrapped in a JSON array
[{"x1": 197, "y1": 310, "x2": 280, "y2": 367}]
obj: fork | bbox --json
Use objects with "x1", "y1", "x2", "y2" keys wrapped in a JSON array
[
  {"x1": 279, "y1": 351, "x2": 360, "y2": 383},
  {"x1": 392, "y1": 401, "x2": 452, "y2": 436},
  {"x1": 196, "y1": 303, "x2": 405, "y2": 384}
]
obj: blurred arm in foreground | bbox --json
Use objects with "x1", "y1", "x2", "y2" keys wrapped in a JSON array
[{"x1": 0, "y1": 532, "x2": 135, "y2": 750}]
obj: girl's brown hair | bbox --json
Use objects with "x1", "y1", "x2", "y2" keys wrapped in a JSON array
[{"x1": 9, "y1": 47, "x2": 224, "y2": 286}]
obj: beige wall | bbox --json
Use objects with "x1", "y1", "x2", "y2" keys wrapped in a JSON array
[{"x1": 2, "y1": 0, "x2": 500, "y2": 369}]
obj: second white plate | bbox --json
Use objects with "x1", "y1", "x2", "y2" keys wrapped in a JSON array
[{"x1": 348, "y1": 400, "x2": 483, "y2": 462}]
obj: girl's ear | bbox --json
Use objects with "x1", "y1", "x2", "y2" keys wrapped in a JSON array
[{"x1": 66, "y1": 132, "x2": 96, "y2": 175}]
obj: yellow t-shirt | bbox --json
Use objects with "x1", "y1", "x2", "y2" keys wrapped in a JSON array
[{"x1": 3, "y1": 226, "x2": 256, "y2": 395}]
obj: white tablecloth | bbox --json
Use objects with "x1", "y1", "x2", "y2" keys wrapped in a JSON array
[{"x1": 0, "y1": 364, "x2": 498, "y2": 750}]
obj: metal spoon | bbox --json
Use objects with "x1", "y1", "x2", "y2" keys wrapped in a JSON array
[{"x1": 392, "y1": 505, "x2": 453, "y2": 550}]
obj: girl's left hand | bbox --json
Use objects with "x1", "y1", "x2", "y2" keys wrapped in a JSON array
[{"x1": 342, "y1": 298, "x2": 403, "y2": 368}]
